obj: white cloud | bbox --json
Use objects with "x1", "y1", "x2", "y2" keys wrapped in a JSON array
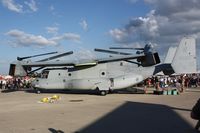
[
  {"x1": 2, "y1": 0, "x2": 23, "y2": 13},
  {"x1": 49, "y1": 5, "x2": 55, "y2": 11},
  {"x1": 46, "y1": 27, "x2": 59, "y2": 35},
  {"x1": 6, "y1": 29, "x2": 57, "y2": 47},
  {"x1": 24, "y1": 0, "x2": 38, "y2": 12},
  {"x1": 128, "y1": 0, "x2": 138, "y2": 3},
  {"x1": 51, "y1": 33, "x2": 81, "y2": 43},
  {"x1": 2, "y1": 0, "x2": 38, "y2": 13},
  {"x1": 109, "y1": 0, "x2": 200, "y2": 54},
  {"x1": 109, "y1": 28, "x2": 129, "y2": 43},
  {"x1": 144, "y1": 0, "x2": 200, "y2": 18},
  {"x1": 6, "y1": 29, "x2": 81, "y2": 47},
  {"x1": 109, "y1": 10, "x2": 159, "y2": 43},
  {"x1": 80, "y1": 19, "x2": 88, "y2": 31},
  {"x1": 48, "y1": 4, "x2": 62, "y2": 17}
]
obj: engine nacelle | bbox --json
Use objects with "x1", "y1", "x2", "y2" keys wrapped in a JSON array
[{"x1": 138, "y1": 52, "x2": 160, "y2": 67}]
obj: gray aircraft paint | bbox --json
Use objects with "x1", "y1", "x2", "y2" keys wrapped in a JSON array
[{"x1": 10, "y1": 37, "x2": 198, "y2": 94}]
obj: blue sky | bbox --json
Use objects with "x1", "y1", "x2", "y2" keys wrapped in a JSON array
[{"x1": 0, "y1": 0, "x2": 200, "y2": 74}]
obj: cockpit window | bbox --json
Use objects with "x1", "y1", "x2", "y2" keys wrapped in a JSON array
[{"x1": 41, "y1": 71, "x2": 49, "y2": 79}]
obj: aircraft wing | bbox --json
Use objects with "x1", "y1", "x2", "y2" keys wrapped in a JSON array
[
  {"x1": 10, "y1": 54, "x2": 145, "y2": 76},
  {"x1": 96, "y1": 54, "x2": 144, "y2": 63},
  {"x1": 73, "y1": 54, "x2": 144, "y2": 66},
  {"x1": 20, "y1": 54, "x2": 144, "y2": 67}
]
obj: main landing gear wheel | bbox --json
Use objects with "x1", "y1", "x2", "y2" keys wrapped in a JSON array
[
  {"x1": 36, "y1": 89, "x2": 41, "y2": 94},
  {"x1": 100, "y1": 90, "x2": 107, "y2": 96},
  {"x1": 34, "y1": 88, "x2": 41, "y2": 94}
]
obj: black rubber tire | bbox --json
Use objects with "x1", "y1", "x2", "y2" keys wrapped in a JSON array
[
  {"x1": 100, "y1": 90, "x2": 107, "y2": 96},
  {"x1": 36, "y1": 89, "x2": 41, "y2": 94}
]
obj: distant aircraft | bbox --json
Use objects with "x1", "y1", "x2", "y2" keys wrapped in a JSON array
[{"x1": 9, "y1": 37, "x2": 197, "y2": 95}]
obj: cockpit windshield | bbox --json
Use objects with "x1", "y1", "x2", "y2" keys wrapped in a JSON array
[{"x1": 41, "y1": 70, "x2": 49, "y2": 79}]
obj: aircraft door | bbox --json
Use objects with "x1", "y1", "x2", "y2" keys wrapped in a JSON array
[{"x1": 110, "y1": 78, "x2": 114, "y2": 87}]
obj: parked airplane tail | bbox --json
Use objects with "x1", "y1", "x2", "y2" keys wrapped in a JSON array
[
  {"x1": 9, "y1": 62, "x2": 27, "y2": 76},
  {"x1": 171, "y1": 37, "x2": 197, "y2": 74},
  {"x1": 160, "y1": 37, "x2": 197, "y2": 75},
  {"x1": 164, "y1": 47, "x2": 177, "y2": 64}
]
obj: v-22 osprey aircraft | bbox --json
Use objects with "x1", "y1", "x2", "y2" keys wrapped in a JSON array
[{"x1": 9, "y1": 37, "x2": 197, "y2": 95}]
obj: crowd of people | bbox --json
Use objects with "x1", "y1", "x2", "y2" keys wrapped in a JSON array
[
  {"x1": 0, "y1": 74, "x2": 200, "y2": 91},
  {"x1": 141, "y1": 74, "x2": 200, "y2": 93},
  {"x1": 0, "y1": 77, "x2": 32, "y2": 90},
  {"x1": 1, "y1": 74, "x2": 199, "y2": 130}
]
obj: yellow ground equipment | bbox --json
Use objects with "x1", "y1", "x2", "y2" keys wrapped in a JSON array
[{"x1": 39, "y1": 95, "x2": 61, "y2": 103}]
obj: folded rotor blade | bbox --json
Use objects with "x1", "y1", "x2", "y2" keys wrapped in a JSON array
[
  {"x1": 37, "y1": 51, "x2": 73, "y2": 62},
  {"x1": 125, "y1": 60, "x2": 141, "y2": 66},
  {"x1": 94, "y1": 48, "x2": 132, "y2": 55},
  {"x1": 28, "y1": 67, "x2": 45, "y2": 74},
  {"x1": 17, "y1": 51, "x2": 58, "y2": 61},
  {"x1": 96, "y1": 53, "x2": 144, "y2": 63},
  {"x1": 109, "y1": 47, "x2": 144, "y2": 50}
]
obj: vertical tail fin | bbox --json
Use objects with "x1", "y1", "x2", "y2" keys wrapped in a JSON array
[
  {"x1": 9, "y1": 62, "x2": 27, "y2": 76},
  {"x1": 164, "y1": 47, "x2": 177, "y2": 63},
  {"x1": 171, "y1": 37, "x2": 197, "y2": 74}
]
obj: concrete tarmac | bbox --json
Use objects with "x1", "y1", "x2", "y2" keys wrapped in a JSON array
[{"x1": 0, "y1": 88, "x2": 199, "y2": 133}]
